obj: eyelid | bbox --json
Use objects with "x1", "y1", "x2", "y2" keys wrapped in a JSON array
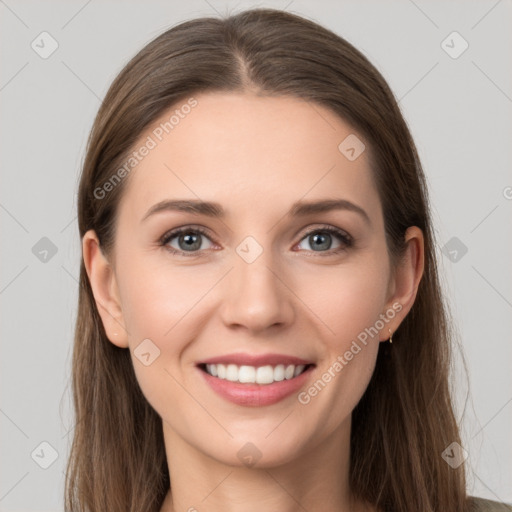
[
  {"x1": 159, "y1": 224, "x2": 215, "y2": 244},
  {"x1": 296, "y1": 224, "x2": 352, "y2": 244}
]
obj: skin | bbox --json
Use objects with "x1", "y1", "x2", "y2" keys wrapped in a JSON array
[{"x1": 83, "y1": 92, "x2": 424, "y2": 512}]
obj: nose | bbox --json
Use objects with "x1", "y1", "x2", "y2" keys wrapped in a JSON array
[{"x1": 218, "y1": 250, "x2": 295, "y2": 334}]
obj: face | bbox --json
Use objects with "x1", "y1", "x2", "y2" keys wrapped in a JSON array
[{"x1": 85, "y1": 92, "x2": 421, "y2": 468}]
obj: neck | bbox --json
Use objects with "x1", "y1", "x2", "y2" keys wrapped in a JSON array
[{"x1": 160, "y1": 416, "x2": 371, "y2": 512}]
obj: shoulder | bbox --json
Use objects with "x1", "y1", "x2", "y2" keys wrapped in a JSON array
[{"x1": 467, "y1": 496, "x2": 512, "y2": 511}]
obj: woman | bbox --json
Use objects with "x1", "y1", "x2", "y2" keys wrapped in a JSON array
[{"x1": 64, "y1": 8, "x2": 511, "y2": 512}]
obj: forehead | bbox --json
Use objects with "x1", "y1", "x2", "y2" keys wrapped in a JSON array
[{"x1": 116, "y1": 92, "x2": 380, "y2": 224}]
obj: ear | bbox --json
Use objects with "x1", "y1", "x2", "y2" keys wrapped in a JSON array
[
  {"x1": 380, "y1": 226, "x2": 425, "y2": 341},
  {"x1": 82, "y1": 229, "x2": 129, "y2": 348}
]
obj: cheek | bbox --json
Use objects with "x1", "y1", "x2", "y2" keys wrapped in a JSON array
[
  {"x1": 117, "y1": 251, "x2": 214, "y2": 341},
  {"x1": 115, "y1": 254, "x2": 223, "y2": 400},
  {"x1": 294, "y1": 256, "x2": 389, "y2": 344},
  {"x1": 116, "y1": 256, "x2": 207, "y2": 417},
  {"x1": 291, "y1": 257, "x2": 387, "y2": 413}
]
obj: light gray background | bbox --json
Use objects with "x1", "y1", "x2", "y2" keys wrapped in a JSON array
[{"x1": 1, "y1": 0, "x2": 511, "y2": 510}]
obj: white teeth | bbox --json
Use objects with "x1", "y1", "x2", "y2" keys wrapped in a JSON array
[
  {"x1": 226, "y1": 364, "x2": 238, "y2": 382},
  {"x1": 256, "y1": 366, "x2": 274, "y2": 384},
  {"x1": 273, "y1": 364, "x2": 285, "y2": 382},
  {"x1": 207, "y1": 364, "x2": 218, "y2": 377},
  {"x1": 294, "y1": 364, "x2": 305, "y2": 377},
  {"x1": 284, "y1": 364, "x2": 295, "y2": 380},
  {"x1": 203, "y1": 363, "x2": 309, "y2": 384},
  {"x1": 217, "y1": 364, "x2": 226, "y2": 379},
  {"x1": 238, "y1": 365, "x2": 256, "y2": 383}
]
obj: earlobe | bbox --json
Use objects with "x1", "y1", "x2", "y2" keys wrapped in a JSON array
[
  {"x1": 381, "y1": 226, "x2": 425, "y2": 341},
  {"x1": 82, "y1": 230, "x2": 129, "y2": 348}
]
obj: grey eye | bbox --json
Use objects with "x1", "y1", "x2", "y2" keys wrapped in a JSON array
[
  {"x1": 298, "y1": 231, "x2": 342, "y2": 252},
  {"x1": 167, "y1": 231, "x2": 213, "y2": 252}
]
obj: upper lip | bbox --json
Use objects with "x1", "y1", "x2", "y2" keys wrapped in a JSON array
[{"x1": 197, "y1": 353, "x2": 315, "y2": 367}]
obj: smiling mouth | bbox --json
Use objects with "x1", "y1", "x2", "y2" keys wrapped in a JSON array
[{"x1": 197, "y1": 363, "x2": 315, "y2": 385}]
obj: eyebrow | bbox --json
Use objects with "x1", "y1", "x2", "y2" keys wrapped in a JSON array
[{"x1": 141, "y1": 198, "x2": 371, "y2": 225}]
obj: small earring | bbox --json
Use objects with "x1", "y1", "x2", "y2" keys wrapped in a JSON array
[{"x1": 388, "y1": 328, "x2": 393, "y2": 344}]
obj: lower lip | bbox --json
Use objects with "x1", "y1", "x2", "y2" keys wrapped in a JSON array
[{"x1": 197, "y1": 365, "x2": 315, "y2": 407}]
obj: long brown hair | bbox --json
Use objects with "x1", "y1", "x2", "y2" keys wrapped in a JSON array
[{"x1": 65, "y1": 8, "x2": 468, "y2": 511}]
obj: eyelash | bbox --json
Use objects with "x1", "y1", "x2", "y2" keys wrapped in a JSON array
[{"x1": 159, "y1": 225, "x2": 353, "y2": 257}]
